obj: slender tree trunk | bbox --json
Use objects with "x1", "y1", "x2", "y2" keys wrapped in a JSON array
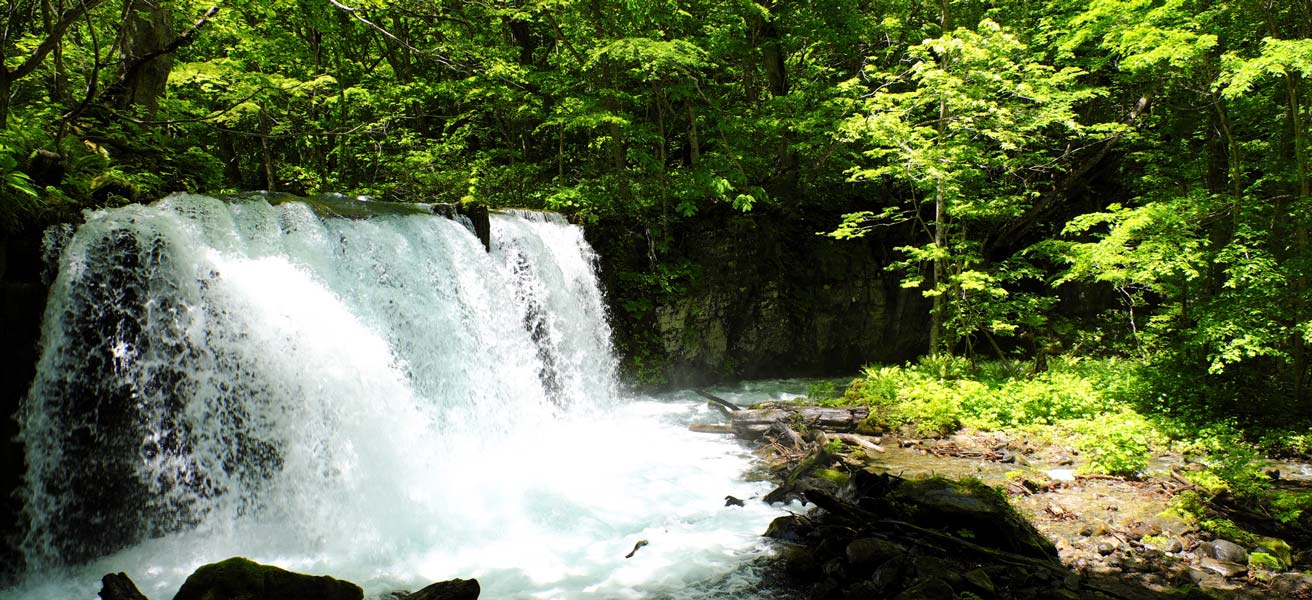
[
  {"x1": 0, "y1": 75, "x2": 10, "y2": 130},
  {"x1": 931, "y1": 185, "x2": 945, "y2": 354},
  {"x1": 1287, "y1": 72, "x2": 1310, "y2": 405},
  {"x1": 929, "y1": 91, "x2": 949, "y2": 355},
  {"x1": 687, "y1": 103, "x2": 699, "y2": 165},
  {"x1": 259, "y1": 110, "x2": 276, "y2": 191}
]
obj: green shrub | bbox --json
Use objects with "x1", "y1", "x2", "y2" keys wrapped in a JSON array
[{"x1": 1069, "y1": 410, "x2": 1160, "y2": 477}]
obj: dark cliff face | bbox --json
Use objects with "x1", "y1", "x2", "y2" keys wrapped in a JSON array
[
  {"x1": 1, "y1": 229, "x2": 53, "y2": 580},
  {"x1": 587, "y1": 206, "x2": 929, "y2": 387}
]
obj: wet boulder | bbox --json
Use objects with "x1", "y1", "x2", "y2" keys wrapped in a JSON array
[{"x1": 171, "y1": 557, "x2": 362, "y2": 600}]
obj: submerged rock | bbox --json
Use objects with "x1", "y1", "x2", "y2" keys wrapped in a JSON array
[{"x1": 171, "y1": 557, "x2": 362, "y2": 600}]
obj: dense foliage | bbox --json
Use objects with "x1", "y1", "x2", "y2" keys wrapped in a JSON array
[{"x1": 3, "y1": 0, "x2": 1312, "y2": 422}]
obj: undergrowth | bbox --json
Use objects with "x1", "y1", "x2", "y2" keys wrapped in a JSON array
[{"x1": 826, "y1": 354, "x2": 1312, "y2": 540}]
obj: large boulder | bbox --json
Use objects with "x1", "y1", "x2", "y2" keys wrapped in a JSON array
[
  {"x1": 891, "y1": 477, "x2": 1058, "y2": 560},
  {"x1": 171, "y1": 557, "x2": 362, "y2": 600}
]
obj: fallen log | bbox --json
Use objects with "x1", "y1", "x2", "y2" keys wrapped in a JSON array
[
  {"x1": 729, "y1": 406, "x2": 869, "y2": 439},
  {"x1": 688, "y1": 424, "x2": 734, "y2": 434},
  {"x1": 695, "y1": 389, "x2": 743, "y2": 416},
  {"x1": 769, "y1": 421, "x2": 805, "y2": 451},
  {"x1": 831, "y1": 433, "x2": 884, "y2": 453}
]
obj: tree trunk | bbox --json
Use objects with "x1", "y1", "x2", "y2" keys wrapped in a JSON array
[
  {"x1": 930, "y1": 94, "x2": 949, "y2": 355},
  {"x1": 0, "y1": 75, "x2": 10, "y2": 130},
  {"x1": 113, "y1": 0, "x2": 175, "y2": 119},
  {"x1": 687, "y1": 102, "x2": 699, "y2": 165},
  {"x1": 1288, "y1": 71, "x2": 1310, "y2": 406}
]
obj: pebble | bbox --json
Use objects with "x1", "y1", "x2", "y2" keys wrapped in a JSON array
[
  {"x1": 1166, "y1": 538, "x2": 1183, "y2": 553},
  {"x1": 1096, "y1": 542, "x2": 1115, "y2": 556}
]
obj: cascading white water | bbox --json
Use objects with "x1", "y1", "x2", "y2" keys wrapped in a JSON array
[{"x1": 4, "y1": 194, "x2": 789, "y2": 600}]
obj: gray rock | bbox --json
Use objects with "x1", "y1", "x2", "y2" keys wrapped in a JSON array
[
  {"x1": 1207, "y1": 539, "x2": 1249, "y2": 564},
  {"x1": 172, "y1": 557, "x2": 363, "y2": 600},
  {"x1": 1165, "y1": 538, "x2": 1183, "y2": 553}
]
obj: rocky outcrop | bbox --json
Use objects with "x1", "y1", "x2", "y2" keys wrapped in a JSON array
[
  {"x1": 400, "y1": 578, "x2": 481, "y2": 600},
  {"x1": 172, "y1": 557, "x2": 363, "y2": 600},
  {"x1": 100, "y1": 572, "x2": 150, "y2": 600},
  {"x1": 0, "y1": 228, "x2": 55, "y2": 581},
  {"x1": 95, "y1": 563, "x2": 479, "y2": 600},
  {"x1": 763, "y1": 470, "x2": 1086, "y2": 600},
  {"x1": 587, "y1": 205, "x2": 929, "y2": 387}
]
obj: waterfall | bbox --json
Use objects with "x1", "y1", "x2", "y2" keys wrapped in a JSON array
[{"x1": 7, "y1": 193, "x2": 785, "y2": 600}]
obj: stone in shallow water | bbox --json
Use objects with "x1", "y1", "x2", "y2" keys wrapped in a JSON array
[{"x1": 171, "y1": 557, "x2": 362, "y2": 600}]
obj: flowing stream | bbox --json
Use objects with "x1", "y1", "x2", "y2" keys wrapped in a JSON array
[{"x1": 4, "y1": 194, "x2": 795, "y2": 600}]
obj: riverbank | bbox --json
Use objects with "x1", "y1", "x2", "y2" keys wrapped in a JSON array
[{"x1": 724, "y1": 391, "x2": 1312, "y2": 599}]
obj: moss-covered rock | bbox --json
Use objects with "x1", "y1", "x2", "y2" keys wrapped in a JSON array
[
  {"x1": 171, "y1": 557, "x2": 362, "y2": 600},
  {"x1": 1253, "y1": 535, "x2": 1292, "y2": 570}
]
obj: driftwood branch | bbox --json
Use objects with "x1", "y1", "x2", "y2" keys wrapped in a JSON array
[
  {"x1": 695, "y1": 389, "x2": 742, "y2": 416},
  {"x1": 831, "y1": 433, "x2": 884, "y2": 453}
]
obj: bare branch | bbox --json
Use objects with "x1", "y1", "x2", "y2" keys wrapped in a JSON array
[{"x1": 327, "y1": 0, "x2": 462, "y2": 71}]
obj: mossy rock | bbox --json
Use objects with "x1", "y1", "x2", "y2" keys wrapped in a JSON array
[
  {"x1": 171, "y1": 557, "x2": 363, "y2": 600},
  {"x1": 1248, "y1": 551, "x2": 1283, "y2": 573},
  {"x1": 892, "y1": 477, "x2": 1058, "y2": 560},
  {"x1": 1253, "y1": 536, "x2": 1292, "y2": 570}
]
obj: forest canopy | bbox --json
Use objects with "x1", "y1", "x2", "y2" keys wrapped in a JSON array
[{"x1": 3, "y1": 0, "x2": 1312, "y2": 416}]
